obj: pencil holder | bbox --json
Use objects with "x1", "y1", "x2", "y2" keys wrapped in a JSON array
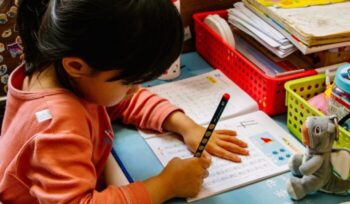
[
  {"x1": 285, "y1": 74, "x2": 350, "y2": 149},
  {"x1": 193, "y1": 10, "x2": 316, "y2": 116}
]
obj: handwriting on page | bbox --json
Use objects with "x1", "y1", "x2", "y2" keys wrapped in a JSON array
[
  {"x1": 152, "y1": 79, "x2": 220, "y2": 122},
  {"x1": 149, "y1": 72, "x2": 232, "y2": 124},
  {"x1": 146, "y1": 111, "x2": 304, "y2": 202},
  {"x1": 148, "y1": 70, "x2": 258, "y2": 125},
  {"x1": 147, "y1": 132, "x2": 286, "y2": 202}
]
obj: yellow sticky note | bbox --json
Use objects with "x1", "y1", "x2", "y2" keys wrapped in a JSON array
[{"x1": 206, "y1": 76, "x2": 217, "y2": 84}]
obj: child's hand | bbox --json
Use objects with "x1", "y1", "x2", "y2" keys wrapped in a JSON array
[
  {"x1": 163, "y1": 111, "x2": 249, "y2": 163},
  {"x1": 161, "y1": 156, "x2": 211, "y2": 198},
  {"x1": 144, "y1": 156, "x2": 211, "y2": 203},
  {"x1": 183, "y1": 125, "x2": 249, "y2": 162}
]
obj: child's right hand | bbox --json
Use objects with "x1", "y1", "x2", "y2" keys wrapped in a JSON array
[
  {"x1": 144, "y1": 155, "x2": 211, "y2": 203},
  {"x1": 161, "y1": 156, "x2": 211, "y2": 198}
]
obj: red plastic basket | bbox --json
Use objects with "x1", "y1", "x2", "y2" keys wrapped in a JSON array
[{"x1": 193, "y1": 10, "x2": 317, "y2": 116}]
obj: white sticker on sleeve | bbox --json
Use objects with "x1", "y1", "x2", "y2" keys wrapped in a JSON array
[{"x1": 35, "y1": 109, "x2": 52, "y2": 123}]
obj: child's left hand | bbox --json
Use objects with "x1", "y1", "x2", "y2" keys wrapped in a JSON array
[
  {"x1": 163, "y1": 111, "x2": 249, "y2": 163},
  {"x1": 182, "y1": 125, "x2": 249, "y2": 162}
]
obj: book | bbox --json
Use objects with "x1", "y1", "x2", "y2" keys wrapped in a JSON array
[
  {"x1": 256, "y1": 0, "x2": 349, "y2": 8},
  {"x1": 233, "y1": 26, "x2": 349, "y2": 74},
  {"x1": 233, "y1": 31, "x2": 286, "y2": 76},
  {"x1": 244, "y1": 0, "x2": 350, "y2": 47},
  {"x1": 140, "y1": 70, "x2": 305, "y2": 202},
  {"x1": 244, "y1": 0, "x2": 350, "y2": 54},
  {"x1": 228, "y1": 2, "x2": 297, "y2": 58},
  {"x1": 146, "y1": 70, "x2": 258, "y2": 126}
]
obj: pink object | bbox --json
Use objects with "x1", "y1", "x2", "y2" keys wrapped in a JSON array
[
  {"x1": 308, "y1": 93, "x2": 329, "y2": 115},
  {"x1": 0, "y1": 65, "x2": 182, "y2": 203}
]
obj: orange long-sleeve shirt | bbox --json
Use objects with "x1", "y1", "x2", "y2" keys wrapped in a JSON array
[{"x1": 0, "y1": 65, "x2": 181, "y2": 203}]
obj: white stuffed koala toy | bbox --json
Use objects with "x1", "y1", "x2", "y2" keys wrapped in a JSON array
[{"x1": 287, "y1": 116, "x2": 350, "y2": 200}]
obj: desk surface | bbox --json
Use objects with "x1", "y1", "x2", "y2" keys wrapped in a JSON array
[{"x1": 112, "y1": 52, "x2": 350, "y2": 204}]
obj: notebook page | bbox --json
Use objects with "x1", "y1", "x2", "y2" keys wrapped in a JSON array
[
  {"x1": 139, "y1": 70, "x2": 258, "y2": 139},
  {"x1": 146, "y1": 111, "x2": 304, "y2": 202},
  {"x1": 148, "y1": 70, "x2": 258, "y2": 125}
]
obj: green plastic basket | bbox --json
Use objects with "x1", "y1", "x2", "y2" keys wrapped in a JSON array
[{"x1": 285, "y1": 74, "x2": 350, "y2": 149}]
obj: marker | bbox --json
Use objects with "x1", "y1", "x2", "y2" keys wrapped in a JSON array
[{"x1": 194, "y1": 93, "x2": 230, "y2": 158}]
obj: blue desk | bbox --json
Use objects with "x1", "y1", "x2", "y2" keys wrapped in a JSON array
[{"x1": 112, "y1": 52, "x2": 350, "y2": 204}]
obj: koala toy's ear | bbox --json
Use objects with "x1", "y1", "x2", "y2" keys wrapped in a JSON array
[{"x1": 329, "y1": 115, "x2": 339, "y2": 141}]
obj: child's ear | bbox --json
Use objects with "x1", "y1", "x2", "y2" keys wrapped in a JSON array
[{"x1": 62, "y1": 57, "x2": 92, "y2": 78}]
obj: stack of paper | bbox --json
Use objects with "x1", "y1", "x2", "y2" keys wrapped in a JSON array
[
  {"x1": 228, "y1": 2, "x2": 297, "y2": 58},
  {"x1": 256, "y1": 0, "x2": 350, "y2": 8},
  {"x1": 233, "y1": 28, "x2": 347, "y2": 76},
  {"x1": 244, "y1": 0, "x2": 350, "y2": 54}
]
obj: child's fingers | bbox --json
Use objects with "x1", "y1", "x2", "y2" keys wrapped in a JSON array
[
  {"x1": 198, "y1": 154, "x2": 211, "y2": 169},
  {"x1": 202, "y1": 169, "x2": 209, "y2": 178},
  {"x1": 215, "y1": 129, "x2": 237, "y2": 136},
  {"x1": 170, "y1": 157, "x2": 181, "y2": 162},
  {"x1": 201, "y1": 150, "x2": 212, "y2": 161},
  {"x1": 210, "y1": 145, "x2": 242, "y2": 162},
  {"x1": 216, "y1": 140, "x2": 249, "y2": 155},
  {"x1": 218, "y1": 135, "x2": 248, "y2": 147}
]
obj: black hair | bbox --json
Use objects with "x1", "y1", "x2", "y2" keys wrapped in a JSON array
[{"x1": 17, "y1": 0, "x2": 183, "y2": 89}]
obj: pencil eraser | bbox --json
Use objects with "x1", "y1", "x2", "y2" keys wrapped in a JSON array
[{"x1": 223, "y1": 93, "x2": 230, "y2": 100}]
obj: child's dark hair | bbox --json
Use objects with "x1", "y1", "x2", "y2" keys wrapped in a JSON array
[{"x1": 17, "y1": 0, "x2": 183, "y2": 88}]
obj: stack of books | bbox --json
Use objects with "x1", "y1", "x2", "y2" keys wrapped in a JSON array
[
  {"x1": 222, "y1": 0, "x2": 350, "y2": 77},
  {"x1": 243, "y1": 0, "x2": 350, "y2": 54},
  {"x1": 228, "y1": 2, "x2": 296, "y2": 58}
]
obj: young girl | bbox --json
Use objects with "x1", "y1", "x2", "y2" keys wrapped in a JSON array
[{"x1": 0, "y1": 0, "x2": 249, "y2": 203}]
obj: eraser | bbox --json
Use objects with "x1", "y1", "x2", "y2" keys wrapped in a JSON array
[{"x1": 223, "y1": 93, "x2": 230, "y2": 100}]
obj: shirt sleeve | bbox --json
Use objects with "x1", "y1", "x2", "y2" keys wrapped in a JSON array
[
  {"x1": 19, "y1": 133, "x2": 152, "y2": 204},
  {"x1": 107, "y1": 88, "x2": 182, "y2": 132}
]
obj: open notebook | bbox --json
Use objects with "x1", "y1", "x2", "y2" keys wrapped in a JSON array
[
  {"x1": 149, "y1": 69, "x2": 258, "y2": 124},
  {"x1": 140, "y1": 70, "x2": 304, "y2": 202},
  {"x1": 140, "y1": 69, "x2": 257, "y2": 139}
]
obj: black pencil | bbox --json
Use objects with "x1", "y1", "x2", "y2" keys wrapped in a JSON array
[{"x1": 194, "y1": 93, "x2": 230, "y2": 158}]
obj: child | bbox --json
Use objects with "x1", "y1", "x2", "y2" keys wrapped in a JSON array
[{"x1": 0, "y1": 0, "x2": 249, "y2": 203}]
